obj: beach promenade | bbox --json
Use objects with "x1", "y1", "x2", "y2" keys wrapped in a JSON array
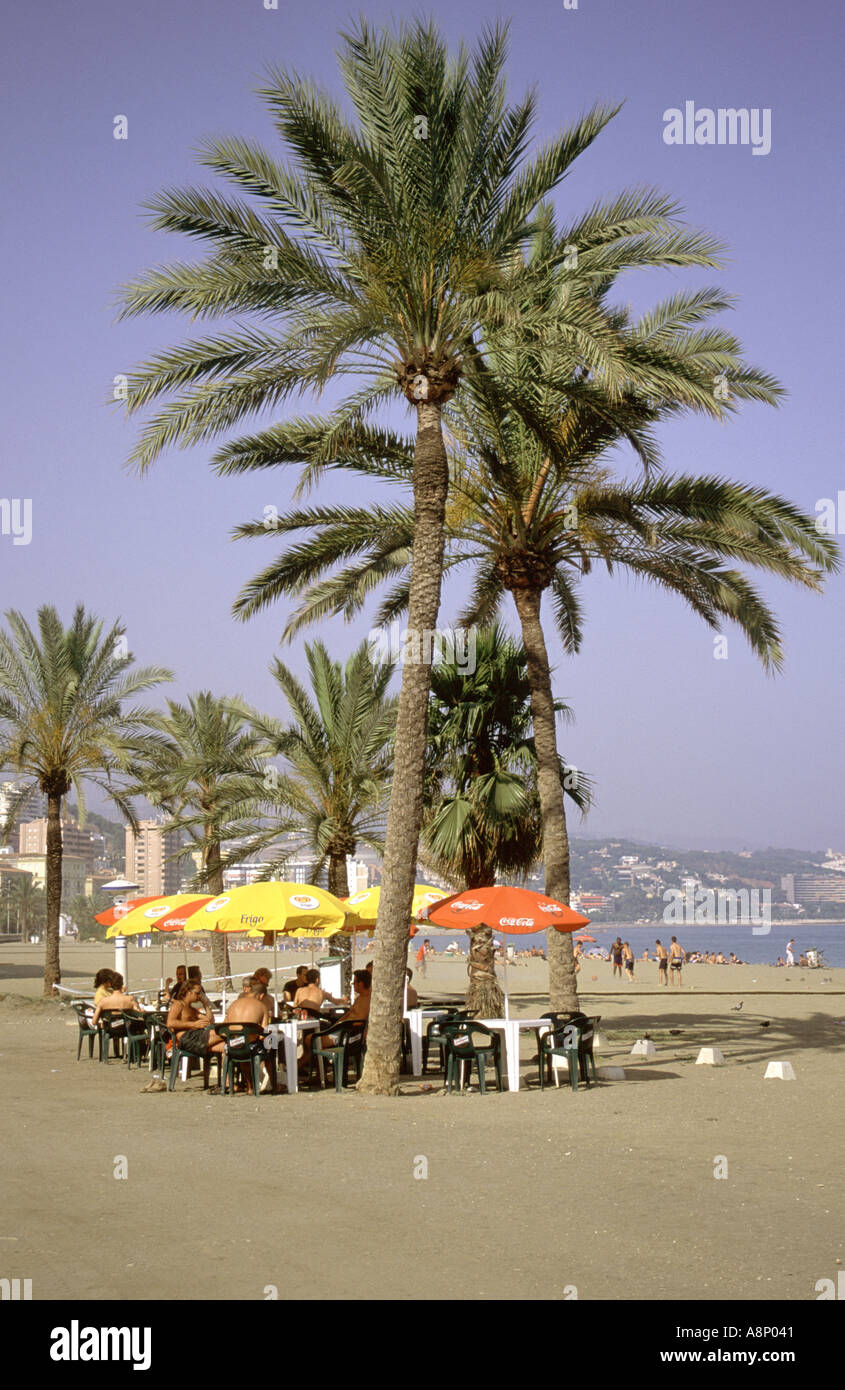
[{"x1": 1, "y1": 943, "x2": 842, "y2": 1302}]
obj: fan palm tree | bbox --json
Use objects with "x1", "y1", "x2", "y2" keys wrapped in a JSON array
[
  {"x1": 134, "y1": 692, "x2": 270, "y2": 988},
  {"x1": 0, "y1": 606, "x2": 171, "y2": 994},
  {"x1": 118, "y1": 17, "x2": 732, "y2": 1089},
  {"x1": 422, "y1": 624, "x2": 591, "y2": 1013},
  {"x1": 233, "y1": 641, "x2": 397, "y2": 994}
]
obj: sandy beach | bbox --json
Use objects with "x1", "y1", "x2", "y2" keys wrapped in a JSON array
[{"x1": 1, "y1": 942, "x2": 842, "y2": 1302}]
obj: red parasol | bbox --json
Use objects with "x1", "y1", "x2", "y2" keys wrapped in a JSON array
[{"x1": 424, "y1": 885, "x2": 590, "y2": 934}]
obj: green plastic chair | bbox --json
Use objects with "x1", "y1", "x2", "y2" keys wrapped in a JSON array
[
  {"x1": 217, "y1": 1023, "x2": 266, "y2": 1096},
  {"x1": 445, "y1": 1022, "x2": 503, "y2": 1094},
  {"x1": 422, "y1": 1011, "x2": 474, "y2": 1075},
  {"x1": 73, "y1": 1003, "x2": 98, "y2": 1060},
  {"x1": 120, "y1": 1011, "x2": 149, "y2": 1069},
  {"x1": 144, "y1": 1011, "x2": 171, "y2": 1075},
  {"x1": 309, "y1": 1021, "x2": 367, "y2": 1092},
  {"x1": 97, "y1": 1008, "x2": 126, "y2": 1062},
  {"x1": 167, "y1": 1029, "x2": 223, "y2": 1091},
  {"x1": 538, "y1": 1017, "x2": 599, "y2": 1092}
]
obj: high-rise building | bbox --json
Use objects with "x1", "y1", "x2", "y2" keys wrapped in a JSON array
[
  {"x1": 125, "y1": 819, "x2": 183, "y2": 898},
  {"x1": 18, "y1": 818, "x2": 97, "y2": 874},
  {"x1": 0, "y1": 781, "x2": 46, "y2": 841}
]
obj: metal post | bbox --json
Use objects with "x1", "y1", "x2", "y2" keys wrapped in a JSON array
[{"x1": 114, "y1": 935, "x2": 128, "y2": 986}]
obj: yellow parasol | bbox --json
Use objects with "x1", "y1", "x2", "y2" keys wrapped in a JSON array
[
  {"x1": 185, "y1": 883, "x2": 347, "y2": 1000},
  {"x1": 342, "y1": 884, "x2": 448, "y2": 933}
]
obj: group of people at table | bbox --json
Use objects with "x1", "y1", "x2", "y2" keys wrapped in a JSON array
[{"x1": 88, "y1": 960, "x2": 420, "y2": 1092}]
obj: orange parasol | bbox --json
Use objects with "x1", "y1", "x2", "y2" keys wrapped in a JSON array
[{"x1": 424, "y1": 885, "x2": 590, "y2": 934}]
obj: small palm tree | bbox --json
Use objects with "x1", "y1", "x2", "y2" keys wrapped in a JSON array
[
  {"x1": 236, "y1": 641, "x2": 397, "y2": 993},
  {"x1": 119, "y1": 17, "x2": 727, "y2": 1091},
  {"x1": 422, "y1": 624, "x2": 591, "y2": 1013},
  {"x1": 136, "y1": 692, "x2": 269, "y2": 987},
  {"x1": 0, "y1": 606, "x2": 171, "y2": 994}
]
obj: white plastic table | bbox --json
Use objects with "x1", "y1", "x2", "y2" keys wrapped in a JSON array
[
  {"x1": 262, "y1": 1018, "x2": 321, "y2": 1094},
  {"x1": 478, "y1": 1017, "x2": 553, "y2": 1092},
  {"x1": 404, "y1": 1008, "x2": 450, "y2": 1076}
]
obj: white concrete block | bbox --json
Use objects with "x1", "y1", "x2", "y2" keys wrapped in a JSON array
[
  {"x1": 597, "y1": 1065, "x2": 625, "y2": 1080},
  {"x1": 631, "y1": 1038, "x2": 656, "y2": 1057},
  {"x1": 695, "y1": 1047, "x2": 725, "y2": 1066},
  {"x1": 764, "y1": 1060, "x2": 796, "y2": 1080}
]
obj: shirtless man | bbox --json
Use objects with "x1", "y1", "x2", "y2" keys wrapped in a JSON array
[
  {"x1": 225, "y1": 979, "x2": 272, "y2": 1093},
  {"x1": 669, "y1": 936, "x2": 685, "y2": 986},
  {"x1": 293, "y1": 969, "x2": 347, "y2": 1013},
  {"x1": 251, "y1": 967, "x2": 277, "y2": 1015},
  {"x1": 299, "y1": 970, "x2": 371, "y2": 1078},
  {"x1": 655, "y1": 939, "x2": 669, "y2": 986},
  {"x1": 405, "y1": 968, "x2": 419, "y2": 1009},
  {"x1": 166, "y1": 982, "x2": 225, "y2": 1058}
]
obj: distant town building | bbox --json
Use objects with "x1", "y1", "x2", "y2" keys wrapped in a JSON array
[
  {"x1": 125, "y1": 819, "x2": 182, "y2": 898},
  {"x1": 781, "y1": 872, "x2": 845, "y2": 905},
  {"x1": 10, "y1": 852, "x2": 87, "y2": 902},
  {"x1": 18, "y1": 817, "x2": 97, "y2": 874},
  {"x1": 0, "y1": 781, "x2": 46, "y2": 841}
]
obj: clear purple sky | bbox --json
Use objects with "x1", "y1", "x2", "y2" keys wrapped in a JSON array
[{"x1": 2, "y1": 0, "x2": 843, "y2": 851}]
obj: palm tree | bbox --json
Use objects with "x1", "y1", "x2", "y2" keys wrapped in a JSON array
[
  {"x1": 0, "y1": 606, "x2": 171, "y2": 993},
  {"x1": 422, "y1": 624, "x2": 591, "y2": 1013},
  {"x1": 119, "y1": 17, "x2": 728, "y2": 1090},
  {"x1": 226, "y1": 372, "x2": 838, "y2": 1010},
  {"x1": 135, "y1": 692, "x2": 269, "y2": 987},
  {"x1": 234, "y1": 641, "x2": 397, "y2": 994}
]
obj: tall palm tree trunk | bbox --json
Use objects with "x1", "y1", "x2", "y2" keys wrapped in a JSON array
[
  {"x1": 204, "y1": 835, "x2": 231, "y2": 989},
  {"x1": 359, "y1": 400, "x2": 450, "y2": 1094},
  {"x1": 511, "y1": 585, "x2": 579, "y2": 1011},
  {"x1": 43, "y1": 792, "x2": 63, "y2": 996},
  {"x1": 464, "y1": 866, "x2": 504, "y2": 1016},
  {"x1": 327, "y1": 852, "x2": 352, "y2": 997}
]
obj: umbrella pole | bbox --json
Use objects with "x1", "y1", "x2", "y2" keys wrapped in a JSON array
[
  {"x1": 159, "y1": 935, "x2": 164, "y2": 996},
  {"x1": 274, "y1": 931, "x2": 278, "y2": 1016}
]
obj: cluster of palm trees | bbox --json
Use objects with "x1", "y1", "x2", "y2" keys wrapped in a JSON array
[{"x1": 1, "y1": 21, "x2": 837, "y2": 1092}]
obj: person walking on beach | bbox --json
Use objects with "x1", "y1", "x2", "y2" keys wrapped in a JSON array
[
  {"x1": 416, "y1": 938, "x2": 430, "y2": 977},
  {"x1": 622, "y1": 943, "x2": 635, "y2": 981},
  {"x1": 669, "y1": 936, "x2": 684, "y2": 987},
  {"x1": 786, "y1": 938, "x2": 796, "y2": 967},
  {"x1": 610, "y1": 938, "x2": 624, "y2": 978},
  {"x1": 655, "y1": 940, "x2": 669, "y2": 986}
]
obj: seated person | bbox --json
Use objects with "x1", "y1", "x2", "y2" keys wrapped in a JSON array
[
  {"x1": 92, "y1": 973, "x2": 143, "y2": 1027},
  {"x1": 251, "y1": 967, "x2": 277, "y2": 1014},
  {"x1": 283, "y1": 965, "x2": 309, "y2": 1003},
  {"x1": 93, "y1": 968, "x2": 116, "y2": 1006},
  {"x1": 223, "y1": 979, "x2": 273, "y2": 1093},
  {"x1": 166, "y1": 981, "x2": 225, "y2": 1059},
  {"x1": 163, "y1": 965, "x2": 187, "y2": 1005},
  {"x1": 187, "y1": 965, "x2": 211, "y2": 1005},
  {"x1": 404, "y1": 968, "x2": 419, "y2": 1009},
  {"x1": 293, "y1": 968, "x2": 347, "y2": 1013},
  {"x1": 240, "y1": 974, "x2": 255, "y2": 994},
  {"x1": 299, "y1": 970, "x2": 371, "y2": 1076}
]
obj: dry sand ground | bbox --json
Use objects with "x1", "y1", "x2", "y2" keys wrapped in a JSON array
[{"x1": 1, "y1": 943, "x2": 843, "y2": 1302}]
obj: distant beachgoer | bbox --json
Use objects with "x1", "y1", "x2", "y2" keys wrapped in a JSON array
[
  {"x1": 786, "y1": 939, "x2": 796, "y2": 967},
  {"x1": 416, "y1": 939, "x2": 430, "y2": 977},
  {"x1": 610, "y1": 938, "x2": 624, "y2": 978},
  {"x1": 655, "y1": 940, "x2": 668, "y2": 985},
  {"x1": 669, "y1": 937, "x2": 684, "y2": 986},
  {"x1": 641, "y1": 947, "x2": 649, "y2": 962},
  {"x1": 622, "y1": 943, "x2": 634, "y2": 980},
  {"x1": 776, "y1": 956, "x2": 785, "y2": 967}
]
